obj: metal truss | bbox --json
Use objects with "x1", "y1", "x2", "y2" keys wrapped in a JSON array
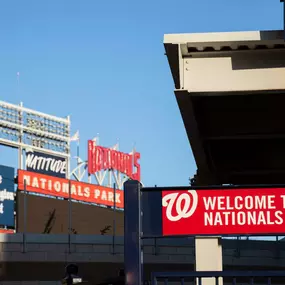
[{"x1": 0, "y1": 100, "x2": 71, "y2": 175}]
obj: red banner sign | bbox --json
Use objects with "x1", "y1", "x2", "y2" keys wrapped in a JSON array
[
  {"x1": 0, "y1": 229, "x2": 14, "y2": 234},
  {"x1": 18, "y1": 170, "x2": 124, "y2": 208},
  {"x1": 162, "y1": 188, "x2": 285, "y2": 236},
  {"x1": 88, "y1": 140, "x2": 141, "y2": 181}
]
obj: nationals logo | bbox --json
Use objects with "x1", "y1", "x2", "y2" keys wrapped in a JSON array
[{"x1": 162, "y1": 190, "x2": 198, "y2": 222}]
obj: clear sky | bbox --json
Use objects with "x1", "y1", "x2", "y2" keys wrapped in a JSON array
[{"x1": 0, "y1": 0, "x2": 283, "y2": 187}]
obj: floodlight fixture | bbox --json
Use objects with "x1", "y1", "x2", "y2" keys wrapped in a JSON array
[{"x1": 0, "y1": 101, "x2": 70, "y2": 160}]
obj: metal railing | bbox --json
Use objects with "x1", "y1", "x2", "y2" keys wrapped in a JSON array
[{"x1": 151, "y1": 271, "x2": 285, "y2": 285}]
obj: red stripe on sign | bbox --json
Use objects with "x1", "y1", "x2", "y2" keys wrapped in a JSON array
[
  {"x1": 162, "y1": 188, "x2": 285, "y2": 236},
  {"x1": 18, "y1": 170, "x2": 124, "y2": 208}
]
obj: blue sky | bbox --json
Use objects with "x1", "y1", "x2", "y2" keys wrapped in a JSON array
[{"x1": 0, "y1": 0, "x2": 283, "y2": 187}]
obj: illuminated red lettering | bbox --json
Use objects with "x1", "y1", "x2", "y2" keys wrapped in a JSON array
[
  {"x1": 95, "y1": 146, "x2": 103, "y2": 172},
  {"x1": 112, "y1": 150, "x2": 117, "y2": 170},
  {"x1": 126, "y1": 155, "x2": 132, "y2": 177},
  {"x1": 87, "y1": 141, "x2": 141, "y2": 181},
  {"x1": 107, "y1": 149, "x2": 112, "y2": 169},
  {"x1": 102, "y1": 147, "x2": 108, "y2": 169},
  {"x1": 116, "y1": 152, "x2": 121, "y2": 172},
  {"x1": 132, "y1": 152, "x2": 141, "y2": 181},
  {"x1": 88, "y1": 141, "x2": 93, "y2": 173},
  {"x1": 120, "y1": 153, "x2": 125, "y2": 174}
]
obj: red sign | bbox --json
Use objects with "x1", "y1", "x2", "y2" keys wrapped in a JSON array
[
  {"x1": 162, "y1": 188, "x2": 285, "y2": 236},
  {"x1": 88, "y1": 140, "x2": 141, "y2": 181},
  {"x1": 18, "y1": 170, "x2": 124, "y2": 208},
  {"x1": 0, "y1": 229, "x2": 14, "y2": 234}
]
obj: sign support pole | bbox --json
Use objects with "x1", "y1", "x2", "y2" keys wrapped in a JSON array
[
  {"x1": 23, "y1": 179, "x2": 27, "y2": 253},
  {"x1": 112, "y1": 183, "x2": 116, "y2": 255},
  {"x1": 68, "y1": 179, "x2": 72, "y2": 253},
  {"x1": 124, "y1": 180, "x2": 142, "y2": 285},
  {"x1": 195, "y1": 237, "x2": 223, "y2": 285}
]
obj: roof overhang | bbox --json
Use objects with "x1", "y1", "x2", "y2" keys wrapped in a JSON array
[
  {"x1": 164, "y1": 30, "x2": 285, "y2": 90},
  {"x1": 164, "y1": 30, "x2": 285, "y2": 186}
]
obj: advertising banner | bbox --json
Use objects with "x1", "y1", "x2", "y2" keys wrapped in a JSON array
[
  {"x1": 0, "y1": 165, "x2": 15, "y2": 227},
  {"x1": 18, "y1": 170, "x2": 124, "y2": 208},
  {"x1": 162, "y1": 188, "x2": 285, "y2": 236},
  {"x1": 0, "y1": 229, "x2": 14, "y2": 233},
  {"x1": 25, "y1": 151, "x2": 66, "y2": 178}
]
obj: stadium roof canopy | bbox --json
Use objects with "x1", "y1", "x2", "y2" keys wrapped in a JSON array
[{"x1": 164, "y1": 30, "x2": 285, "y2": 186}]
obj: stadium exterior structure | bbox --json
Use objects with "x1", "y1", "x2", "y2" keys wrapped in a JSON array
[{"x1": 0, "y1": 233, "x2": 284, "y2": 284}]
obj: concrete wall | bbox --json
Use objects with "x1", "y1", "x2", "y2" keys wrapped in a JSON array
[
  {"x1": 0, "y1": 234, "x2": 285, "y2": 283},
  {"x1": 183, "y1": 50, "x2": 285, "y2": 92},
  {"x1": 0, "y1": 234, "x2": 285, "y2": 267}
]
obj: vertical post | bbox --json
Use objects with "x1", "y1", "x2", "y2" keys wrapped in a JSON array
[
  {"x1": 275, "y1": 235, "x2": 280, "y2": 259},
  {"x1": 195, "y1": 237, "x2": 223, "y2": 285},
  {"x1": 108, "y1": 170, "x2": 112, "y2": 188},
  {"x1": 112, "y1": 183, "x2": 116, "y2": 255},
  {"x1": 18, "y1": 102, "x2": 24, "y2": 171},
  {"x1": 66, "y1": 116, "x2": 71, "y2": 181},
  {"x1": 283, "y1": 0, "x2": 285, "y2": 41},
  {"x1": 124, "y1": 180, "x2": 142, "y2": 285},
  {"x1": 68, "y1": 180, "x2": 72, "y2": 253},
  {"x1": 77, "y1": 139, "x2": 80, "y2": 179},
  {"x1": 66, "y1": 115, "x2": 72, "y2": 252},
  {"x1": 23, "y1": 179, "x2": 27, "y2": 253},
  {"x1": 18, "y1": 102, "x2": 23, "y2": 248}
]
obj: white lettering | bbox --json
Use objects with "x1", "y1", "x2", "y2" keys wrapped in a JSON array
[
  {"x1": 237, "y1": 212, "x2": 246, "y2": 225},
  {"x1": 62, "y1": 183, "x2": 69, "y2": 194},
  {"x1": 20, "y1": 171, "x2": 124, "y2": 208},
  {"x1": 268, "y1": 195, "x2": 276, "y2": 209},
  {"x1": 25, "y1": 153, "x2": 66, "y2": 175},
  {"x1": 94, "y1": 189, "x2": 100, "y2": 199},
  {"x1": 234, "y1": 196, "x2": 243, "y2": 210},
  {"x1": 0, "y1": 189, "x2": 14, "y2": 201},
  {"x1": 204, "y1": 212, "x2": 213, "y2": 226},
  {"x1": 40, "y1": 178, "x2": 47, "y2": 189},
  {"x1": 77, "y1": 186, "x2": 83, "y2": 197},
  {"x1": 84, "y1": 187, "x2": 90, "y2": 198},
  {"x1": 204, "y1": 210, "x2": 284, "y2": 226},
  {"x1": 71, "y1": 185, "x2": 77, "y2": 195},
  {"x1": 257, "y1": 212, "x2": 266, "y2": 225},
  {"x1": 223, "y1": 212, "x2": 231, "y2": 225},
  {"x1": 203, "y1": 197, "x2": 216, "y2": 210},
  {"x1": 226, "y1": 197, "x2": 234, "y2": 210},
  {"x1": 108, "y1": 192, "x2": 114, "y2": 202},
  {"x1": 247, "y1": 211, "x2": 256, "y2": 224},
  {"x1": 23, "y1": 175, "x2": 30, "y2": 186},
  {"x1": 32, "y1": 177, "x2": 39, "y2": 188},
  {"x1": 244, "y1": 196, "x2": 253, "y2": 210},
  {"x1": 275, "y1": 211, "x2": 283, "y2": 225},
  {"x1": 54, "y1": 181, "x2": 61, "y2": 192},
  {"x1": 214, "y1": 212, "x2": 223, "y2": 225},
  {"x1": 217, "y1": 197, "x2": 225, "y2": 210},
  {"x1": 116, "y1": 193, "x2": 121, "y2": 203},
  {"x1": 102, "y1": 191, "x2": 107, "y2": 201},
  {"x1": 255, "y1": 196, "x2": 266, "y2": 209},
  {"x1": 267, "y1": 211, "x2": 274, "y2": 225},
  {"x1": 281, "y1": 195, "x2": 285, "y2": 208}
]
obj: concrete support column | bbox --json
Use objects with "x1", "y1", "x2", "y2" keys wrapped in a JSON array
[{"x1": 195, "y1": 237, "x2": 223, "y2": 285}]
